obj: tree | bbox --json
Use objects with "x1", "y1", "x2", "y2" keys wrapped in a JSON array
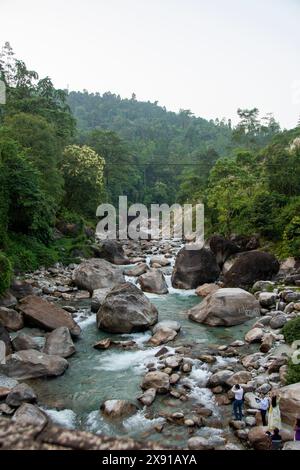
[{"x1": 61, "y1": 145, "x2": 105, "y2": 218}]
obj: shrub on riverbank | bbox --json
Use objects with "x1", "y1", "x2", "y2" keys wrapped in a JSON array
[
  {"x1": 0, "y1": 252, "x2": 12, "y2": 295},
  {"x1": 285, "y1": 359, "x2": 300, "y2": 385},
  {"x1": 282, "y1": 317, "x2": 300, "y2": 344}
]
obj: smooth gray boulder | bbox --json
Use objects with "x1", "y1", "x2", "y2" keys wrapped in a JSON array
[
  {"x1": 43, "y1": 327, "x2": 75, "y2": 358},
  {"x1": 97, "y1": 282, "x2": 158, "y2": 333},
  {"x1": 72, "y1": 258, "x2": 125, "y2": 293}
]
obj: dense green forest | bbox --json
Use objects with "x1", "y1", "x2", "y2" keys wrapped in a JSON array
[{"x1": 0, "y1": 42, "x2": 300, "y2": 292}]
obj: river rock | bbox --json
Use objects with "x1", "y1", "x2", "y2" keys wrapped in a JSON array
[
  {"x1": 207, "y1": 370, "x2": 233, "y2": 388},
  {"x1": 188, "y1": 436, "x2": 214, "y2": 450},
  {"x1": 223, "y1": 251, "x2": 280, "y2": 289},
  {"x1": 150, "y1": 256, "x2": 171, "y2": 267},
  {"x1": 0, "y1": 327, "x2": 12, "y2": 355},
  {"x1": 152, "y1": 320, "x2": 181, "y2": 333},
  {"x1": 12, "y1": 333, "x2": 44, "y2": 352},
  {"x1": 0, "y1": 341, "x2": 5, "y2": 364},
  {"x1": 252, "y1": 281, "x2": 275, "y2": 293},
  {"x1": 101, "y1": 400, "x2": 137, "y2": 418},
  {"x1": 195, "y1": 283, "x2": 220, "y2": 297},
  {"x1": 18, "y1": 296, "x2": 81, "y2": 337},
  {"x1": 258, "y1": 292, "x2": 277, "y2": 308},
  {"x1": 0, "y1": 307, "x2": 24, "y2": 331},
  {"x1": 278, "y1": 383, "x2": 300, "y2": 425},
  {"x1": 244, "y1": 392, "x2": 261, "y2": 409},
  {"x1": 91, "y1": 288, "x2": 111, "y2": 312},
  {"x1": 43, "y1": 327, "x2": 75, "y2": 358},
  {"x1": 13, "y1": 403, "x2": 48, "y2": 428},
  {"x1": 260, "y1": 333, "x2": 274, "y2": 353},
  {"x1": 171, "y1": 247, "x2": 220, "y2": 289},
  {"x1": 10, "y1": 280, "x2": 34, "y2": 300},
  {"x1": 245, "y1": 327, "x2": 264, "y2": 343},
  {"x1": 0, "y1": 349, "x2": 68, "y2": 380},
  {"x1": 93, "y1": 240, "x2": 129, "y2": 265},
  {"x1": 149, "y1": 327, "x2": 177, "y2": 346},
  {"x1": 138, "y1": 388, "x2": 157, "y2": 406},
  {"x1": 0, "y1": 291, "x2": 17, "y2": 308},
  {"x1": 141, "y1": 371, "x2": 170, "y2": 393},
  {"x1": 138, "y1": 269, "x2": 168, "y2": 295},
  {"x1": 97, "y1": 282, "x2": 158, "y2": 333},
  {"x1": 269, "y1": 314, "x2": 287, "y2": 329},
  {"x1": 209, "y1": 235, "x2": 241, "y2": 268},
  {"x1": 72, "y1": 258, "x2": 125, "y2": 293},
  {"x1": 242, "y1": 352, "x2": 264, "y2": 369},
  {"x1": 188, "y1": 288, "x2": 260, "y2": 326},
  {"x1": 248, "y1": 426, "x2": 271, "y2": 450},
  {"x1": 6, "y1": 383, "x2": 37, "y2": 407},
  {"x1": 125, "y1": 263, "x2": 149, "y2": 277},
  {"x1": 226, "y1": 371, "x2": 252, "y2": 386}
]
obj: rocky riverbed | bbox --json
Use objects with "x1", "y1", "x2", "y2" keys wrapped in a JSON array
[{"x1": 0, "y1": 236, "x2": 299, "y2": 450}]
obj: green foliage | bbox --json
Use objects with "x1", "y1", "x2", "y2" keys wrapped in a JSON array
[
  {"x1": 61, "y1": 145, "x2": 105, "y2": 218},
  {"x1": 282, "y1": 317, "x2": 300, "y2": 344},
  {"x1": 6, "y1": 234, "x2": 59, "y2": 272},
  {"x1": 281, "y1": 216, "x2": 300, "y2": 258},
  {"x1": 285, "y1": 360, "x2": 300, "y2": 385},
  {"x1": 0, "y1": 251, "x2": 12, "y2": 295}
]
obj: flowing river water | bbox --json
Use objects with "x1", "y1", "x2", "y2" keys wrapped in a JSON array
[{"x1": 27, "y1": 249, "x2": 256, "y2": 448}]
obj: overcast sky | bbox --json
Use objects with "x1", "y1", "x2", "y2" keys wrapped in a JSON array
[{"x1": 1, "y1": 0, "x2": 300, "y2": 128}]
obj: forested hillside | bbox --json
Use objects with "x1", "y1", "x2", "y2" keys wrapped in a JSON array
[{"x1": 0, "y1": 42, "x2": 300, "y2": 289}]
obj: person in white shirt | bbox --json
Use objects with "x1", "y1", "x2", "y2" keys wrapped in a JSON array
[
  {"x1": 255, "y1": 394, "x2": 270, "y2": 426},
  {"x1": 231, "y1": 384, "x2": 244, "y2": 420}
]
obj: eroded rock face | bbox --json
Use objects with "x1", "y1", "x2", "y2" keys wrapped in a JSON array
[
  {"x1": 18, "y1": 296, "x2": 81, "y2": 337},
  {"x1": 0, "y1": 307, "x2": 24, "y2": 331},
  {"x1": 0, "y1": 349, "x2": 68, "y2": 380},
  {"x1": 125, "y1": 263, "x2": 149, "y2": 277},
  {"x1": 72, "y1": 258, "x2": 125, "y2": 293},
  {"x1": 171, "y1": 247, "x2": 220, "y2": 289},
  {"x1": 188, "y1": 288, "x2": 260, "y2": 326},
  {"x1": 97, "y1": 282, "x2": 158, "y2": 334},
  {"x1": 43, "y1": 327, "x2": 75, "y2": 358},
  {"x1": 138, "y1": 269, "x2": 168, "y2": 295},
  {"x1": 223, "y1": 251, "x2": 280, "y2": 289},
  {"x1": 100, "y1": 400, "x2": 137, "y2": 418},
  {"x1": 279, "y1": 383, "x2": 300, "y2": 425}
]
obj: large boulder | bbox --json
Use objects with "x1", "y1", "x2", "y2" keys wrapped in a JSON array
[
  {"x1": 92, "y1": 240, "x2": 130, "y2": 265},
  {"x1": 223, "y1": 251, "x2": 279, "y2": 288},
  {"x1": 0, "y1": 349, "x2": 68, "y2": 380},
  {"x1": 188, "y1": 288, "x2": 260, "y2": 326},
  {"x1": 0, "y1": 307, "x2": 24, "y2": 331},
  {"x1": 12, "y1": 403, "x2": 48, "y2": 428},
  {"x1": 10, "y1": 280, "x2": 34, "y2": 300},
  {"x1": 0, "y1": 327, "x2": 13, "y2": 355},
  {"x1": 72, "y1": 259, "x2": 125, "y2": 293},
  {"x1": 209, "y1": 235, "x2": 240, "y2": 268},
  {"x1": 6, "y1": 383, "x2": 37, "y2": 407},
  {"x1": 248, "y1": 426, "x2": 271, "y2": 450},
  {"x1": 278, "y1": 383, "x2": 300, "y2": 425},
  {"x1": 141, "y1": 371, "x2": 170, "y2": 393},
  {"x1": 100, "y1": 400, "x2": 137, "y2": 418},
  {"x1": 43, "y1": 327, "x2": 75, "y2": 358},
  {"x1": 97, "y1": 283, "x2": 158, "y2": 333},
  {"x1": 91, "y1": 288, "x2": 112, "y2": 312},
  {"x1": 138, "y1": 269, "x2": 168, "y2": 295},
  {"x1": 125, "y1": 263, "x2": 149, "y2": 277},
  {"x1": 12, "y1": 333, "x2": 44, "y2": 352},
  {"x1": 18, "y1": 296, "x2": 81, "y2": 337},
  {"x1": 171, "y1": 247, "x2": 220, "y2": 289}
]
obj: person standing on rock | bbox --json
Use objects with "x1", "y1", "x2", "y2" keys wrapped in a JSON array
[
  {"x1": 268, "y1": 394, "x2": 281, "y2": 432},
  {"x1": 231, "y1": 384, "x2": 244, "y2": 421},
  {"x1": 255, "y1": 394, "x2": 270, "y2": 426}
]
